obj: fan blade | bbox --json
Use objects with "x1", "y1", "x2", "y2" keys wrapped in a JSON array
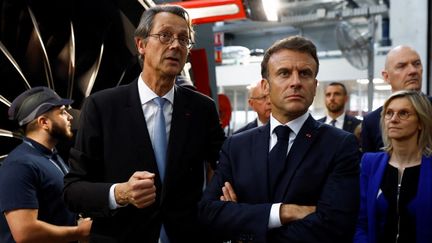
[
  {"x1": 27, "y1": 6, "x2": 55, "y2": 89},
  {"x1": 0, "y1": 41, "x2": 31, "y2": 89}
]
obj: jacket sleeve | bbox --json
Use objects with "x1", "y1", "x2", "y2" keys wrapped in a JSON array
[{"x1": 198, "y1": 137, "x2": 272, "y2": 242}]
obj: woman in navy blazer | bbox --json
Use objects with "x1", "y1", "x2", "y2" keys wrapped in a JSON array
[{"x1": 355, "y1": 90, "x2": 432, "y2": 243}]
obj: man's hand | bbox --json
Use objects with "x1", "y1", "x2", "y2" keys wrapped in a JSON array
[
  {"x1": 220, "y1": 182, "x2": 237, "y2": 202},
  {"x1": 114, "y1": 171, "x2": 156, "y2": 208},
  {"x1": 279, "y1": 204, "x2": 316, "y2": 225},
  {"x1": 76, "y1": 216, "x2": 92, "y2": 242}
]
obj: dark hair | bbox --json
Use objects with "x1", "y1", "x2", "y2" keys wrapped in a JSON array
[
  {"x1": 261, "y1": 35, "x2": 319, "y2": 79},
  {"x1": 327, "y1": 82, "x2": 347, "y2": 95},
  {"x1": 134, "y1": 5, "x2": 194, "y2": 41}
]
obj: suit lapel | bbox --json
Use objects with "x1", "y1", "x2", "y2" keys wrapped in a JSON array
[
  {"x1": 126, "y1": 80, "x2": 160, "y2": 181},
  {"x1": 165, "y1": 86, "x2": 191, "y2": 182},
  {"x1": 274, "y1": 115, "x2": 321, "y2": 201},
  {"x1": 251, "y1": 123, "x2": 272, "y2": 201}
]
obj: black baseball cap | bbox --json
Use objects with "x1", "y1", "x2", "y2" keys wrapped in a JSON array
[{"x1": 8, "y1": 87, "x2": 74, "y2": 126}]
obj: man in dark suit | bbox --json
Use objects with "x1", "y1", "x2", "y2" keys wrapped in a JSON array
[
  {"x1": 234, "y1": 80, "x2": 271, "y2": 134},
  {"x1": 318, "y1": 82, "x2": 361, "y2": 133},
  {"x1": 199, "y1": 36, "x2": 360, "y2": 242},
  {"x1": 63, "y1": 5, "x2": 225, "y2": 243},
  {"x1": 361, "y1": 45, "x2": 425, "y2": 152}
]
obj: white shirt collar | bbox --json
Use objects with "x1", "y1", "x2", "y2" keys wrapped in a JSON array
[
  {"x1": 325, "y1": 112, "x2": 345, "y2": 124},
  {"x1": 270, "y1": 111, "x2": 310, "y2": 136},
  {"x1": 137, "y1": 74, "x2": 175, "y2": 105}
]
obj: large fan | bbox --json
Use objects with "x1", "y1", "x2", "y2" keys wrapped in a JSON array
[{"x1": 335, "y1": 20, "x2": 369, "y2": 70}]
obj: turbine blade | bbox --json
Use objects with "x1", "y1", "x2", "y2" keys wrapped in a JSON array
[
  {"x1": 0, "y1": 41, "x2": 31, "y2": 89},
  {"x1": 78, "y1": 43, "x2": 104, "y2": 97},
  {"x1": 0, "y1": 95, "x2": 11, "y2": 107},
  {"x1": 119, "y1": 10, "x2": 137, "y2": 56},
  {"x1": 67, "y1": 22, "x2": 76, "y2": 99},
  {"x1": 0, "y1": 129, "x2": 22, "y2": 139},
  {"x1": 27, "y1": 6, "x2": 55, "y2": 89}
]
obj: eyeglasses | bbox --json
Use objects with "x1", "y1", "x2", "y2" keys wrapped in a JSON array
[
  {"x1": 384, "y1": 110, "x2": 413, "y2": 120},
  {"x1": 148, "y1": 32, "x2": 194, "y2": 49},
  {"x1": 250, "y1": 94, "x2": 269, "y2": 101}
]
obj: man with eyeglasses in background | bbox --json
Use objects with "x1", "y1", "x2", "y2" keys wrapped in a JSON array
[
  {"x1": 234, "y1": 80, "x2": 272, "y2": 134},
  {"x1": 63, "y1": 5, "x2": 225, "y2": 243}
]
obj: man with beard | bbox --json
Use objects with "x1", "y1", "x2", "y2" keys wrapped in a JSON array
[
  {"x1": 318, "y1": 82, "x2": 361, "y2": 134},
  {"x1": 0, "y1": 87, "x2": 92, "y2": 243}
]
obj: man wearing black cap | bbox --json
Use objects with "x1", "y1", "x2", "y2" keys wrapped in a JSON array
[{"x1": 0, "y1": 87, "x2": 92, "y2": 243}]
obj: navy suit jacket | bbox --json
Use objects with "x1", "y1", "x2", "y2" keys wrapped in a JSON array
[
  {"x1": 234, "y1": 119, "x2": 258, "y2": 134},
  {"x1": 361, "y1": 107, "x2": 383, "y2": 153},
  {"x1": 318, "y1": 114, "x2": 361, "y2": 134},
  {"x1": 64, "y1": 80, "x2": 225, "y2": 243},
  {"x1": 355, "y1": 153, "x2": 432, "y2": 243},
  {"x1": 199, "y1": 115, "x2": 360, "y2": 243}
]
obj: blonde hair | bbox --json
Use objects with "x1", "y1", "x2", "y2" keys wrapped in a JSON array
[{"x1": 380, "y1": 90, "x2": 432, "y2": 156}]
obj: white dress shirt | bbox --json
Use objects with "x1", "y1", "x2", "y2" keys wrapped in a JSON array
[
  {"x1": 109, "y1": 76, "x2": 175, "y2": 209},
  {"x1": 268, "y1": 112, "x2": 309, "y2": 228},
  {"x1": 325, "y1": 113, "x2": 345, "y2": 130}
]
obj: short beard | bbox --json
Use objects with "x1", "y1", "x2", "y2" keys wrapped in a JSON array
[{"x1": 50, "y1": 120, "x2": 73, "y2": 141}]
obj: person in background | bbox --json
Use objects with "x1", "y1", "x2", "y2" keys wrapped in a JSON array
[
  {"x1": 234, "y1": 80, "x2": 271, "y2": 134},
  {"x1": 198, "y1": 35, "x2": 360, "y2": 242},
  {"x1": 0, "y1": 87, "x2": 91, "y2": 243},
  {"x1": 355, "y1": 90, "x2": 432, "y2": 243},
  {"x1": 318, "y1": 82, "x2": 361, "y2": 133},
  {"x1": 361, "y1": 45, "x2": 427, "y2": 152},
  {"x1": 63, "y1": 5, "x2": 225, "y2": 243}
]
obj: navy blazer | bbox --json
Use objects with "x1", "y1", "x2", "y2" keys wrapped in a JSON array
[
  {"x1": 318, "y1": 114, "x2": 361, "y2": 134},
  {"x1": 361, "y1": 107, "x2": 383, "y2": 153},
  {"x1": 234, "y1": 119, "x2": 258, "y2": 134},
  {"x1": 64, "y1": 80, "x2": 225, "y2": 242},
  {"x1": 355, "y1": 153, "x2": 432, "y2": 243},
  {"x1": 199, "y1": 115, "x2": 360, "y2": 243}
]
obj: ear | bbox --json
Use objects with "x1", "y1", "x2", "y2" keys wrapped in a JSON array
[
  {"x1": 382, "y1": 69, "x2": 390, "y2": 84},
  {"x1": 37, "y1": 116, "x2": 50, "y2": 130},
  {"x1": 135, "y1": 37, "x2": 146, "y2": 56},
  {"x1": 261, "y1": 79, "x2": 269, "y2": 94}
]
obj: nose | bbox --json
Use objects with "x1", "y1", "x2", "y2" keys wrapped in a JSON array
[
  {"x1": 289, "y1": 72, "x2": 301, "y2": 88},
  {"x1": 66, "y1": 111, "x2": 73, "y2": 120},
  {"x1": 169, "y1": 38, "x2": 182, "y2": 48}
]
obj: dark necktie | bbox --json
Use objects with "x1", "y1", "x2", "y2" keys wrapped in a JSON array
[
  {"x1": 330, "y1": 119, "x2": 337, "y2": 127},
  {"x1": 268, "y1": 125, "x2": 291, "y2": 195}
]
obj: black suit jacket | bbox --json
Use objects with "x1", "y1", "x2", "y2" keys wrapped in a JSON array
[
  {"x1": 64, "y1": 80, "x2": 225, "y2": 242},
  {"x1": 199, "y1": 115, "x2": 360, "y2": 243},
  {"x1": 233, "y1": 119, "x2": 258, "y2": 134},
  {"x1": 318, "y1": 114, "x2": 361, "y2": 134}
]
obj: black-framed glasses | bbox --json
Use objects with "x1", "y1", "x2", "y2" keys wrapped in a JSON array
[
  {"x1": 384, "y1": 110, "x2": 412, "y2": 120},
  {"x1": 148, "y1": 32, "x2": 194, "y2": 49}
]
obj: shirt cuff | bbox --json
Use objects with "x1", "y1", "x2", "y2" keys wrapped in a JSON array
[
  {"x1": 109, "y1": 184, "x2": 127, "y2": 209},
  {"x1": 268, "y1": 203, "x2": 283, "y2": 229}
]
